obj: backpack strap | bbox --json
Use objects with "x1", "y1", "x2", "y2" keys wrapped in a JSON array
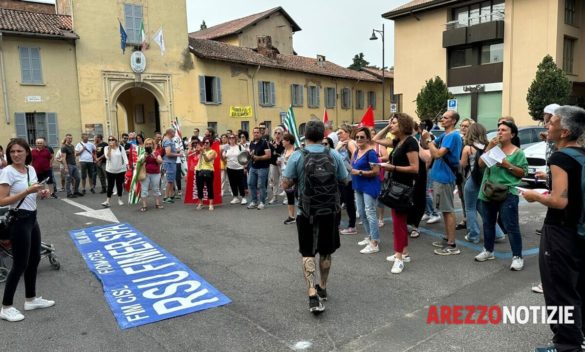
[{"x1": 559, "y1": 147, "x2": 585, "y2": 165}]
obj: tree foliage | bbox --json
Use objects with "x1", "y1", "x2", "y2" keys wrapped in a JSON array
[
  {"x1": 415, "y1": 76, "x2": 452, "y2": 122},
  {"x1": 526, "y1": 55, "x2": 572, "y2": 121},
  {"x1": 348, "y1": 53, "x2": 369, "y2": 71}
]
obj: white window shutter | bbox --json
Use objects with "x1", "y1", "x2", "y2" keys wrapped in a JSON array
[
  {"x1": 15, "y1": 113, "x2": 27, "y2": 140},
  {"x1": 47, "y1": 112, "x2": 58, "y2": 147}
]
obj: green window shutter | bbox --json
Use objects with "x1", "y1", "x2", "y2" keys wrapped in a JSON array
[
  {"x1": 15, "y1": 113, "x2": 27, "y2": 140},
  {"x1": 215, "y1": 77, "x2": 222, "y2": 103},
  {"x1": 30, "y1": 48, "x2": 42, "y2": 84},
  {"x1": 270, "y1": 82, "x2": 275, "y2": 106},
  {"x1": 47, "y1": 113, "x2": 58, "y2": 147},
  {"x1": 19, "y1": 47, "x2": 31, "y2": 83},
  {"x1": 199, "y1": 76, "x2": 206, "y2": 103},
  {"x1": 258, "y1": 81, "x2": 265, "y2": 105}
]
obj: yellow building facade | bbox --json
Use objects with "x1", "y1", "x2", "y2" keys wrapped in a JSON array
[{"x1": 0, "y1": 1, "x2": 391, "y2": 148}]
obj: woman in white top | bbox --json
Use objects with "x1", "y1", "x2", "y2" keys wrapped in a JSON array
[
  {"x1": 223, "y1": 134, "x2": 247, "y2": 204},
  {"x1": 281, "y1": 133, "x2": 297, "y2": 224},
  {"x1": 0, "y1": 138, "x2": 54, "y2": 322},
  {"x1": 0, "y1": 145, "x2": 7, "y2": 170},
  {"x1": 101, "y1": 136, "x2": 128, "y2": 207}
]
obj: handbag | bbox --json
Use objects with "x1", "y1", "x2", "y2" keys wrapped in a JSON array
[
  {"x1": 198, "y1": 169, "x2": 213, "y2": 178},
  {"x1": 482, "y1": 167, "x2": 508, "y2": 202},
  {"x1": 0, "y1": 167, "x2": 29, "y2": 240},
  {"x1": 379, "y1": 139, "x2": 414, "y2": 212},
  {"x1": 137, "y1": 163, "x2": 147, "y2": 181}
]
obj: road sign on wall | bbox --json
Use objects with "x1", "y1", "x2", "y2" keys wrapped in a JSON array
[{"x1": 447, "y1": 99, "x2": 457, "y2": 111}]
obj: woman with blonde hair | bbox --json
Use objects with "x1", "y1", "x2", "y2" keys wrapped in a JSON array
[
  {"x1": 101, "y1": 136, "x2": 128, "y2": 207},
  {"x1": 268, "y1": 126, "x2": 285, "y2": 204}
]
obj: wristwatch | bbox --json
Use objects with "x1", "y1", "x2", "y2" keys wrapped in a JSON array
[{"x1": 359, "y1": 170, "x2": 363, "y2": 176}]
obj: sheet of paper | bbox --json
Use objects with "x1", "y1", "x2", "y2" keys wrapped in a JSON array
[
  {"x1": 516, "y1": 187, "x2": 549, "y2": 195},
  {"x1": 480, "y1": 153, "x2": 498, "y2": 168},
  {"x1": 487, "y1": 145, "x2": 506, "y2": 163}
]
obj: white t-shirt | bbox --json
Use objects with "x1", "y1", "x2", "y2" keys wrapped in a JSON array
[
  {"x1": 104, "y1": 145, "x2": 128, "y2": 173},
  {"x1": 224, "y1": 145, "x2": 244, "y2": 170},
  {"x1": 0, "y1": 165, "x2": 38, "y2": 211},
  {"x1": 75, "y1": 141, "x2": 96, "y2": 163}
]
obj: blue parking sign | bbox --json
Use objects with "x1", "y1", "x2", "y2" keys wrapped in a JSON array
[{"x1": 447, "y1": 99, "x2": 457, "y2": 111}]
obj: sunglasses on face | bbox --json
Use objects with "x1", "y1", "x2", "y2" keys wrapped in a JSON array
[
  {"x1": 355, "y1": 135, "x2": 367, "y2": 140},
  {"x1": 108, "y1": 139, "x2": 115, "y2": 141}
]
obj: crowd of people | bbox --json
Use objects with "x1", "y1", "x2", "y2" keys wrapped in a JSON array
[{"x1": 1, "y1": 107, "x2": 584, "y2": 352}]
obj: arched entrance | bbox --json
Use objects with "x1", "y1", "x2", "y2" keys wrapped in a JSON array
[
  {"x1": 115, "y1": 87, "x2": 160, "y2": 137},
  {"x1": 104, "y1": 73, "x2": 173, "y2": 139}
]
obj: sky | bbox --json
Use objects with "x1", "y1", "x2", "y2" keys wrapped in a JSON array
[
  {"x1": 185, "y1": 0, "x2": 410, "y2": 69},
  {"x1": 33, "y1": 0, "x2": 409, "y2": 68}
]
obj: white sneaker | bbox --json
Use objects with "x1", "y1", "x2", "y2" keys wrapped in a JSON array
[
  {"x1": 0, "y1": 307, "x2": 24, "y2": 322},
  {"x1": 391, "y1": 259, "x2": 404, "y2": 274},
  {"x1": 278, "y1": 191, "x2": 286, "y2": 197},
  {"x1": 510, "y1": 256, "x2": 524, "y2": 271},
  {"x1": 283, "y1": 198, "x2": 288, "y2": 205},
  {"x1": 247, "y1": 201, "x2": 257, "y2": 209},
  {"x1": 474, "y1": 249, "x2": 495, "y2": 262},
  {"x1": 257, "y1": 202, "x2": 265, "y2": 210},
  {"x1": 241, "y1": 198, "x2": 247, "y2": 205},
  {"x1": 357, "y1": 237, "x2": 370, "y2": 246},
  {"x1": 531, "y1": 283, "x2": 544, "y2": 294},
  {"x1": 24, "y1": 297, "x2": 55, "y2": 311},
  {"x1": 421, "y1": 214, "x2": 430, "y2": 221},
  {"x1": 118, "y1": 198, "x2": 124, "y2": 206},
  {"x1": 268, "y1": 197, "x2": 276, "y2": 204},
  {"x1": 378, "y1": 219, "x2": 384, "y2": 228},
  {"x1": 196, "y1": 203, "x2": 203, "y2": 210},
  {"x1": 386, "y1": 254, "x2": 411, "y2": 263},
  {"x1": 101, "y1": 201, "x2": 110, "y2": 208},
  {"x1": 230, "y1": 197, "x2": 240, "y2": 204},
  {"x1": 426, "y1": 214, "x2": 441, "y2": 224},
  {"x1": 360, "y1": 244, "x2": 379, "y2": 254}
]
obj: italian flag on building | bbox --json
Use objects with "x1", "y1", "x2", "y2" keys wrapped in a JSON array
[{"x1": 140, "y1": 21, "x2": 147, "y2": 50}]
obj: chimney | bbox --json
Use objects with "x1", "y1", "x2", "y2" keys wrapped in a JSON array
[
  {"x1": 257, "y1": 36, "x2": 277, "y2": 59},
  {"x1": 316, "y1": 55, "x2": 326, "y2": 67},
  {"x1": 55, "y1": 0, "x2": 72, "y2": 16},
  {"x1": 200, "y1": 20, "x2": 207, "y2": 30}
]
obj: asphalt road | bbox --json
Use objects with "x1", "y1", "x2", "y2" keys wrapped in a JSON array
[{"x1": 0, "y1": 189, "x2": 552, "y2": 352}]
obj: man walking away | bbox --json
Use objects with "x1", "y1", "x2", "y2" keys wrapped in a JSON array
[
  {"x1": 282, "y1": 120, "x2": 348, "y2": 314},
  {"x1": 62, "y1": 134, "x2": 82, "y2": 198}
]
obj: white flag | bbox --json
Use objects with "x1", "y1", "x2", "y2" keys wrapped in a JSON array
[{"x1": 152, "y1": 26, "x2": 165, "y2": 55}]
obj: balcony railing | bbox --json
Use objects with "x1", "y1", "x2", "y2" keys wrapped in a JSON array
[{"x1": 446, "y1": 10, "x2": 505, "y2": 30}]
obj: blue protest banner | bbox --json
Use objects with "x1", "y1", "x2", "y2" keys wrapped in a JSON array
[{"x1": 69, "y1": 223, "x2": 231, "y2": 329}]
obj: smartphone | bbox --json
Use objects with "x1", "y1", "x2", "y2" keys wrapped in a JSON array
[
  {"x1": 369, "y1": 162, "x2": 384, "y2": 167},
  {"x1": 39, "y1": 177, "x2": 50, "y2": 185}
]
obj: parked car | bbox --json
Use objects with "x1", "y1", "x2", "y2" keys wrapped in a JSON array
[
  {"x1": 522, "y1": 141, "x2": 547, "y2": 186},
  {"x1": 486, "y1": 126, "x2": 546, "y2": 150}
]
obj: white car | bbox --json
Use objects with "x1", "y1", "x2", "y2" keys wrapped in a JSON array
[{"x1": 522, "y1": 141, "x2": 547, "y2": 185}]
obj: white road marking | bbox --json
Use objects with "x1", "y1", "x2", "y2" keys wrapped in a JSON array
[
  {"x1": 62, "y1": 199, "x2": 119, "y2": 223},
  {"x1": 293, "y1": 341, "x2": 312, "y2": 350}
]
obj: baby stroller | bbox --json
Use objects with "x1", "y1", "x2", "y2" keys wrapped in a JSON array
[{"x1": 0, "y1": 208, "x2": 60, "y2": 283}]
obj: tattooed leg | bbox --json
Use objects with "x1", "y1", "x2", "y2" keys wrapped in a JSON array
[
  {"x1": 302, "y1": 257, "x2": 317, "y2": 296},
  {"x1": 319, "y1": 254, "x2": 331, "y2": 288}
]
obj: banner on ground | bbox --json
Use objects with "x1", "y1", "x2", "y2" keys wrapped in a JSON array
[{"x1": 69, "y1": 223, "x2": 231, "y2": 329}]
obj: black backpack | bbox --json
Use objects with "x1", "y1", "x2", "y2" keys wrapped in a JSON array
[
  {"x1": 299, "y1": 147, "x2": 340, "y2": 222},
  {"x1": 470, "y1": 145, "x2": 485, "y2": 185}
]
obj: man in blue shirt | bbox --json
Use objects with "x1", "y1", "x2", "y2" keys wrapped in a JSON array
[
  {"x1": 162, "y1": 128, "x2": 181, "y2": 203},
  {"x1": 422, "y1": 110, "x2": 463, "y2": 255},
  {"x1": 282, "y1": 120, "x2": 348, "y2": 314}
]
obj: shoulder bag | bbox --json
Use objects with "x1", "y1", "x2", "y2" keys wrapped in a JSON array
[
  {"x1": 379, "y1": 138, "x2": 414, "y2": 212},
  {"x1": 0, "y1": 167, "x2": 30, "y2": 240},
  {"x1": 482, "y1": 166, "x2": 508, "y2": 202}
]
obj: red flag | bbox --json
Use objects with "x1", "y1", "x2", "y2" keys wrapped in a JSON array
[
  {"x1": 323, "y1": 109, "x2": 329, "y2": 124},
  {"x1": 359, "y1": 106, "x2": 375, "y2": 127}
]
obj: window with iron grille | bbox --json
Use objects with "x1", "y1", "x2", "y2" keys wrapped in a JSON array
[{"x1": 14, "y1": 112, "x2": 59, "y2": 147}]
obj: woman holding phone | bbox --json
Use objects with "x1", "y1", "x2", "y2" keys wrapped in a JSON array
[
  {"x1": 0, "y1": 138, "x2": 54, "y2": 322},
  {"x1": 101, "y1": 136, "x2": 128, "y2": 207}
]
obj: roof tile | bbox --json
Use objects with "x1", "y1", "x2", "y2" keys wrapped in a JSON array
[
  {"x1": 0, "y1": 8, "x2": 77, "y2": 38},
  {"x1": 190, "y1": 7, "x2": 301, "y2": 40},
  {"x1": 189, "y1": 38, "x2": 380, "y2": 82}
]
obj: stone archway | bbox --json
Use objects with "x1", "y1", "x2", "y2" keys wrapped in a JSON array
[{"x1": 103, "y1": 72, "x2": 173, "y2": 138}]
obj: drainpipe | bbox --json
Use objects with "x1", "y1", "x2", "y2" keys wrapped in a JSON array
[
  {"x1": 0, "y1": 33, "x2": 10, "y2": 125},
  {"x1": 251, "y1": 65, "x2": 261, "y2": 125}
]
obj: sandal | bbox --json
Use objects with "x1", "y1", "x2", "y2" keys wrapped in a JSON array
[
  {"x1": 456, "y1": 221, "x2": 467, "y2": 230},
  {"x1": 409, "y1": 229, "x2": 420, "y2": 238},
  {"x1": 140, "y1": 207, "x2": 147, "y2": 212},
  {"x1": 155, "y1": 204, "x2": 164, "y2": 209}
]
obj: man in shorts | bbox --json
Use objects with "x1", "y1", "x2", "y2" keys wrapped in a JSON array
[
  {"x1": 422, "y1": 110, "x2": 463, "y2": 255},
  {"x1": 282, "y1": 120, "x2": 348, "y2": 314}
]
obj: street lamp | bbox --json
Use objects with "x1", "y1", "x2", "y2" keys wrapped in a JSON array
[{"x1": 370, "y1": 24, "x2": 385, "y2": 119}]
